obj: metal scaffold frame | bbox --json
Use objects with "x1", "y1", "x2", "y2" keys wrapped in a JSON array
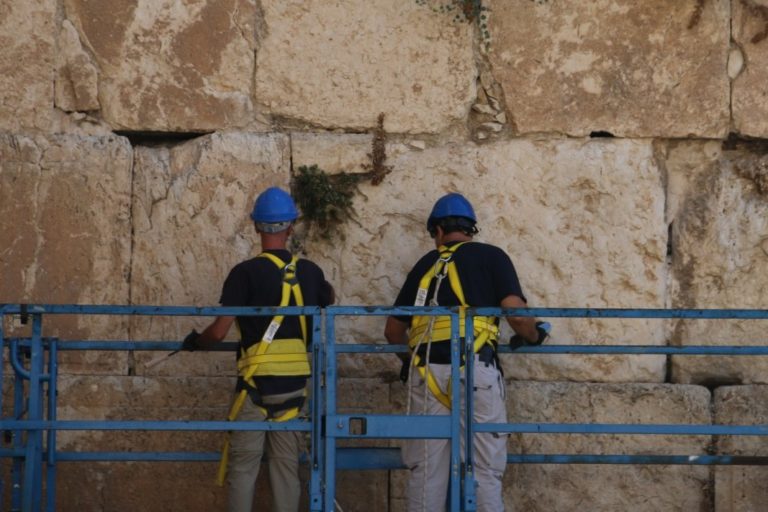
[{"x1": 2, "y1": 304, "x2": 768, "y2": 511}]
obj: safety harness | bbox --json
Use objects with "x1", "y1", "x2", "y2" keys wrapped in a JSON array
[
  {"x1": 408, "y1": 242, "x2": 499, "y2": 409},
  {"x1": 216, "y1": 252, "x2": 310, "y2": 486}
]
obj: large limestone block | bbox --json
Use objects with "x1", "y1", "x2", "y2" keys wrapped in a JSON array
[
  {"x1": 504, "y1": 382, "x2": 711, "y2": 511},
  {"x1": 14, "y1": 373, "x2": 231, "y2": 511},
  {"x1": 55, "y1": 375, "x2": 230, "y2": 451},
  {"x1": 713, "y1": 385, "x2": 768, "y2": 512},
  {"x1": 0, "y1": 0, "x2": 55, "y2": 130},
  {"x1": 130, "y1": 132, "x2": 291, "y2": 376},
  {"x1": 0, "y1": 133, "x2": 132, "y2": 373},
  {"x1": 57, "y1": 462, "x2": 226, "y2": 512},
  {"x1": 256, "y1": 0, "x2": 476, "y2": 133},
  {"x1": 304, "y1": 138, "x2": 667, "y2": 382},
  {"x1": 62, "y1": 0, "x2": 257, "y2": 131},
  {"x1": 487, "y1": 0, "x2": 730, "y2": 137},
  {"x1": 55, "y1": 375, "x2": 324, "y2": 512},
  {"x1": 732, "y1": 0, "x2": 768, "y2": 137},
  {"x1": 668, "y1": 139, "x2": 768, "y2": 384}
]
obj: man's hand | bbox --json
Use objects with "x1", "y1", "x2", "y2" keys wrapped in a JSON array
[
  {"x1": 509, "y1": 321, "x2": 551, "y2": 350},
  {"x1": 398, "y1": 353, "x2": 411, "y2": 384},
  {"x1": 182, "y1": 329, "x2": 202, "y2": 351}
]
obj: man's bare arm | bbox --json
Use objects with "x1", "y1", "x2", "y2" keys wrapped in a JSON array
[
  {"x1": 195, "y1": 315, "x2": 236, "y2": 350},
  {"x1": 501, "y1": 295, "x2": 539, "y2": 344}
]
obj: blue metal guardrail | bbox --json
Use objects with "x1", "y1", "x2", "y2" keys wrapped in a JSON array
[{"x1": 1, "y1": 304, "x2": 768, "y2": 511}]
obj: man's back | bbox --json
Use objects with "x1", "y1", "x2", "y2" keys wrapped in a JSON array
[{"x1": 393, "y1": 241, "x2": 526, "y2": 317}]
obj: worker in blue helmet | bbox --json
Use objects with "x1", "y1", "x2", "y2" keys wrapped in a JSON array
[
  {"x1": 385, "y1": 192, "x2": 550, "y2": 512},
  {"x1": 183, "y1": 186, "x2": 334, "y2": 512}
]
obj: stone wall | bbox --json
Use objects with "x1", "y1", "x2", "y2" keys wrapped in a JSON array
[{"x1": 2, "y1": 0, "x2": 768, "y2": 510}]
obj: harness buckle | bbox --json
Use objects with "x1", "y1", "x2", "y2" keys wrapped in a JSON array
[{"x1": 283, "y1": 262, "x2": 299, "y2": 285}]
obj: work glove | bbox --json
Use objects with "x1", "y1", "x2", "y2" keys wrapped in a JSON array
[
  {"x1": 182, "y1": 329, "x2": 202, "y2": 351},
  {"x1": 398, "y1": 353, "x2": 412, "y2": 384},
  {"x1": 509, "y1": 321, "x2": 551, "y2": 350}
]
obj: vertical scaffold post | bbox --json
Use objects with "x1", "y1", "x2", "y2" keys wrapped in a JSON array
[
  {"x1": 463, "y1": 313, "x2": 477, "y2": 511},
  {"x1": 10, "y1": 338, "x2": 25, "y2": 511},
  {"x1": 323, "y1": 311, "x2": 338, "y2": 511},
  {"x1": 45, "y1": 338, "x2": 58, "y2": 512},
  {"x1": 22, "y1": 313, "x2": 45, "y2": 512},
  {"x1": 309, "y1": 310, "x2": 324, "y2": 512},
  {"x1": 448, "y1": 310, "x2": 462, "y2": 511}
]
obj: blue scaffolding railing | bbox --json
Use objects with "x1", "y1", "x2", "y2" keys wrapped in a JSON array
[{"x1": 1, "y1": 304, "x2": 768, "y2": 511}]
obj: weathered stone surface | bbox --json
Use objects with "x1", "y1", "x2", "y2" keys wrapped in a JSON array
[
  {"x1": 130, "y1": 132, "x2": 291, "y2": 376},
  {"x1": 0, "y1": 133, "x2": 132, "y2": 373},
  {"x1": 336, "y1": 471, "x2": 389, "y2": 512},
  {"x1": 487, "y1": 0, "x2": 730, "y2": 137},
  {"x1": 713, "y1": 385, "x2": 768, "y2": 512},
  {"x1": 304, "y1": 138, "x2": 667, "y2": 382},
  {"x1": 53, "y1": 375, "x2": 385, "y2": 511},
  {"x1": 505, "y1": 382, "x2": 711, "y2": 511},
  {"x1": 0, "y1": 0, "x2": 55, "y2": 131},
  {"x1": 57, "y1": 462, "x2": 227, "y2": 512},
  {"x1": 255, "y1": 0, "x2": 476, "y2": 133},
  {"x1": 55, "y1": 20, "x2": 100, "y2": 113},
  {"x1": 291, "y1": 132, "x2": 374, "y2": 176},
  {"x1": 337, "y1": 378, "x2": 390, "y2": 413},
  {"x1": 56, "y1": 375, "x2": 230, "y2": 451},
  {"x1": 732, "y1": 0, "x2": 768, "y2": 137},
  {"x1": 668, "y1": 139, "x2": 768, "y2": 384},
  {"x1": 54, "y1": 375, "x2": 230, "y2": 510},
  {"x1": 62, "y1": 0, "x2": 257, "y2": 131}
]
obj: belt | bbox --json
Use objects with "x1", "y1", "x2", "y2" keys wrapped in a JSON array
[{"x1": 415, "y1": 343, "x2": 496, "y2": 366}]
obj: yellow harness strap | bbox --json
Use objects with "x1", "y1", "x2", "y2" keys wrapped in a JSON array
[
  {"x1": 409, "y1": 242, "x2": 499, "y2": 409},
  {"x1": 217, "y1": 252, "x2": 308, "y2": 486}
]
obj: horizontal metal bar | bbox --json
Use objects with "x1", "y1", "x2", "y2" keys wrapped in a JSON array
[
  {"x1": 332, "y1": 344, "x2": 768, "y2": 356},
  {"x1": 474, "y1": 422, "x2": 768, "y2": 436},
  {"x1": 0, "y1": 304, "x2": 320, "y2": 316},
  {"x1": 0, "y1": 447, "x2": 402, "y2": 469},
  {"x1": 497, "y1": 345, "x2": 768, "y2": 355},
  {"x1": 0, "y1": 449, "x2": 220, "y2": 462},
  {"x1": 327, "y1": 415, "x2": 452, "y2": 439},
  {"x1": 3, "y1": 304, "x2": 768, "y2": 320},
  {"x1": 507, "y1": 454, "x2": 768, "y2": 465},
  {"x1": 6, "y1": 448, "x2": 765, "y2": 467},
  {"x1": 5, "y1": 340, "x2": 766, "y2": 355},
  {"x1": 3, "y1": 419, "x2": 767, "y2": 436},
  {"x1": 58, "y1": 451, "x2": 220, "y2": 462},
  {"x1": 337, "y1": 450, "x2": 768, "y2": 467},
  {"x1": 6, "y1": 339, "x2": 240, "y2": 352},
  {"x1": 325, "y1": 306, "x2": 768, "y2": 320},
  {"x1": 0, "y1": 420, "x2": 311, "y2": 432},
  {"x1": 483, "y1": 307, "x2": 768, "y2": 320}
]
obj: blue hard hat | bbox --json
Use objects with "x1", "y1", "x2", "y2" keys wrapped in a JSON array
[
  {"x1": 250, "y1": 187, "x2": 299, "y2": 223},
  {"x1": 427, "y1": 193, "x2": 477, "y2": 229}
]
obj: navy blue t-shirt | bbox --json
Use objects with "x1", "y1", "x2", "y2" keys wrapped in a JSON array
[
  {"x1": 393, "y1": 241, "x2": 526, "y2": 331},
  {"x1": 220, "y1": 249, "x2": 333, "y2": 394}
]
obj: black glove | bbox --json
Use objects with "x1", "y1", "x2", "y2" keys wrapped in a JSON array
[
  {"x1": 182, "y1": 329, "x2": 202, "y2": 351},
  {"x1": 509, "y1": 321, "x2": 551, "y2": 350},
  {"x1": 399, "y1": 354, "x2": 412, "y2": 384}
]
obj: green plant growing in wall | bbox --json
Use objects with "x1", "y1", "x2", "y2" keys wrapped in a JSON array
[
  {"x1": 291, "y1": 114, "x2": 393, "y2": 243},
  {"x1": 292, "y1": 164, "x2": 362, "y2": 240}
]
